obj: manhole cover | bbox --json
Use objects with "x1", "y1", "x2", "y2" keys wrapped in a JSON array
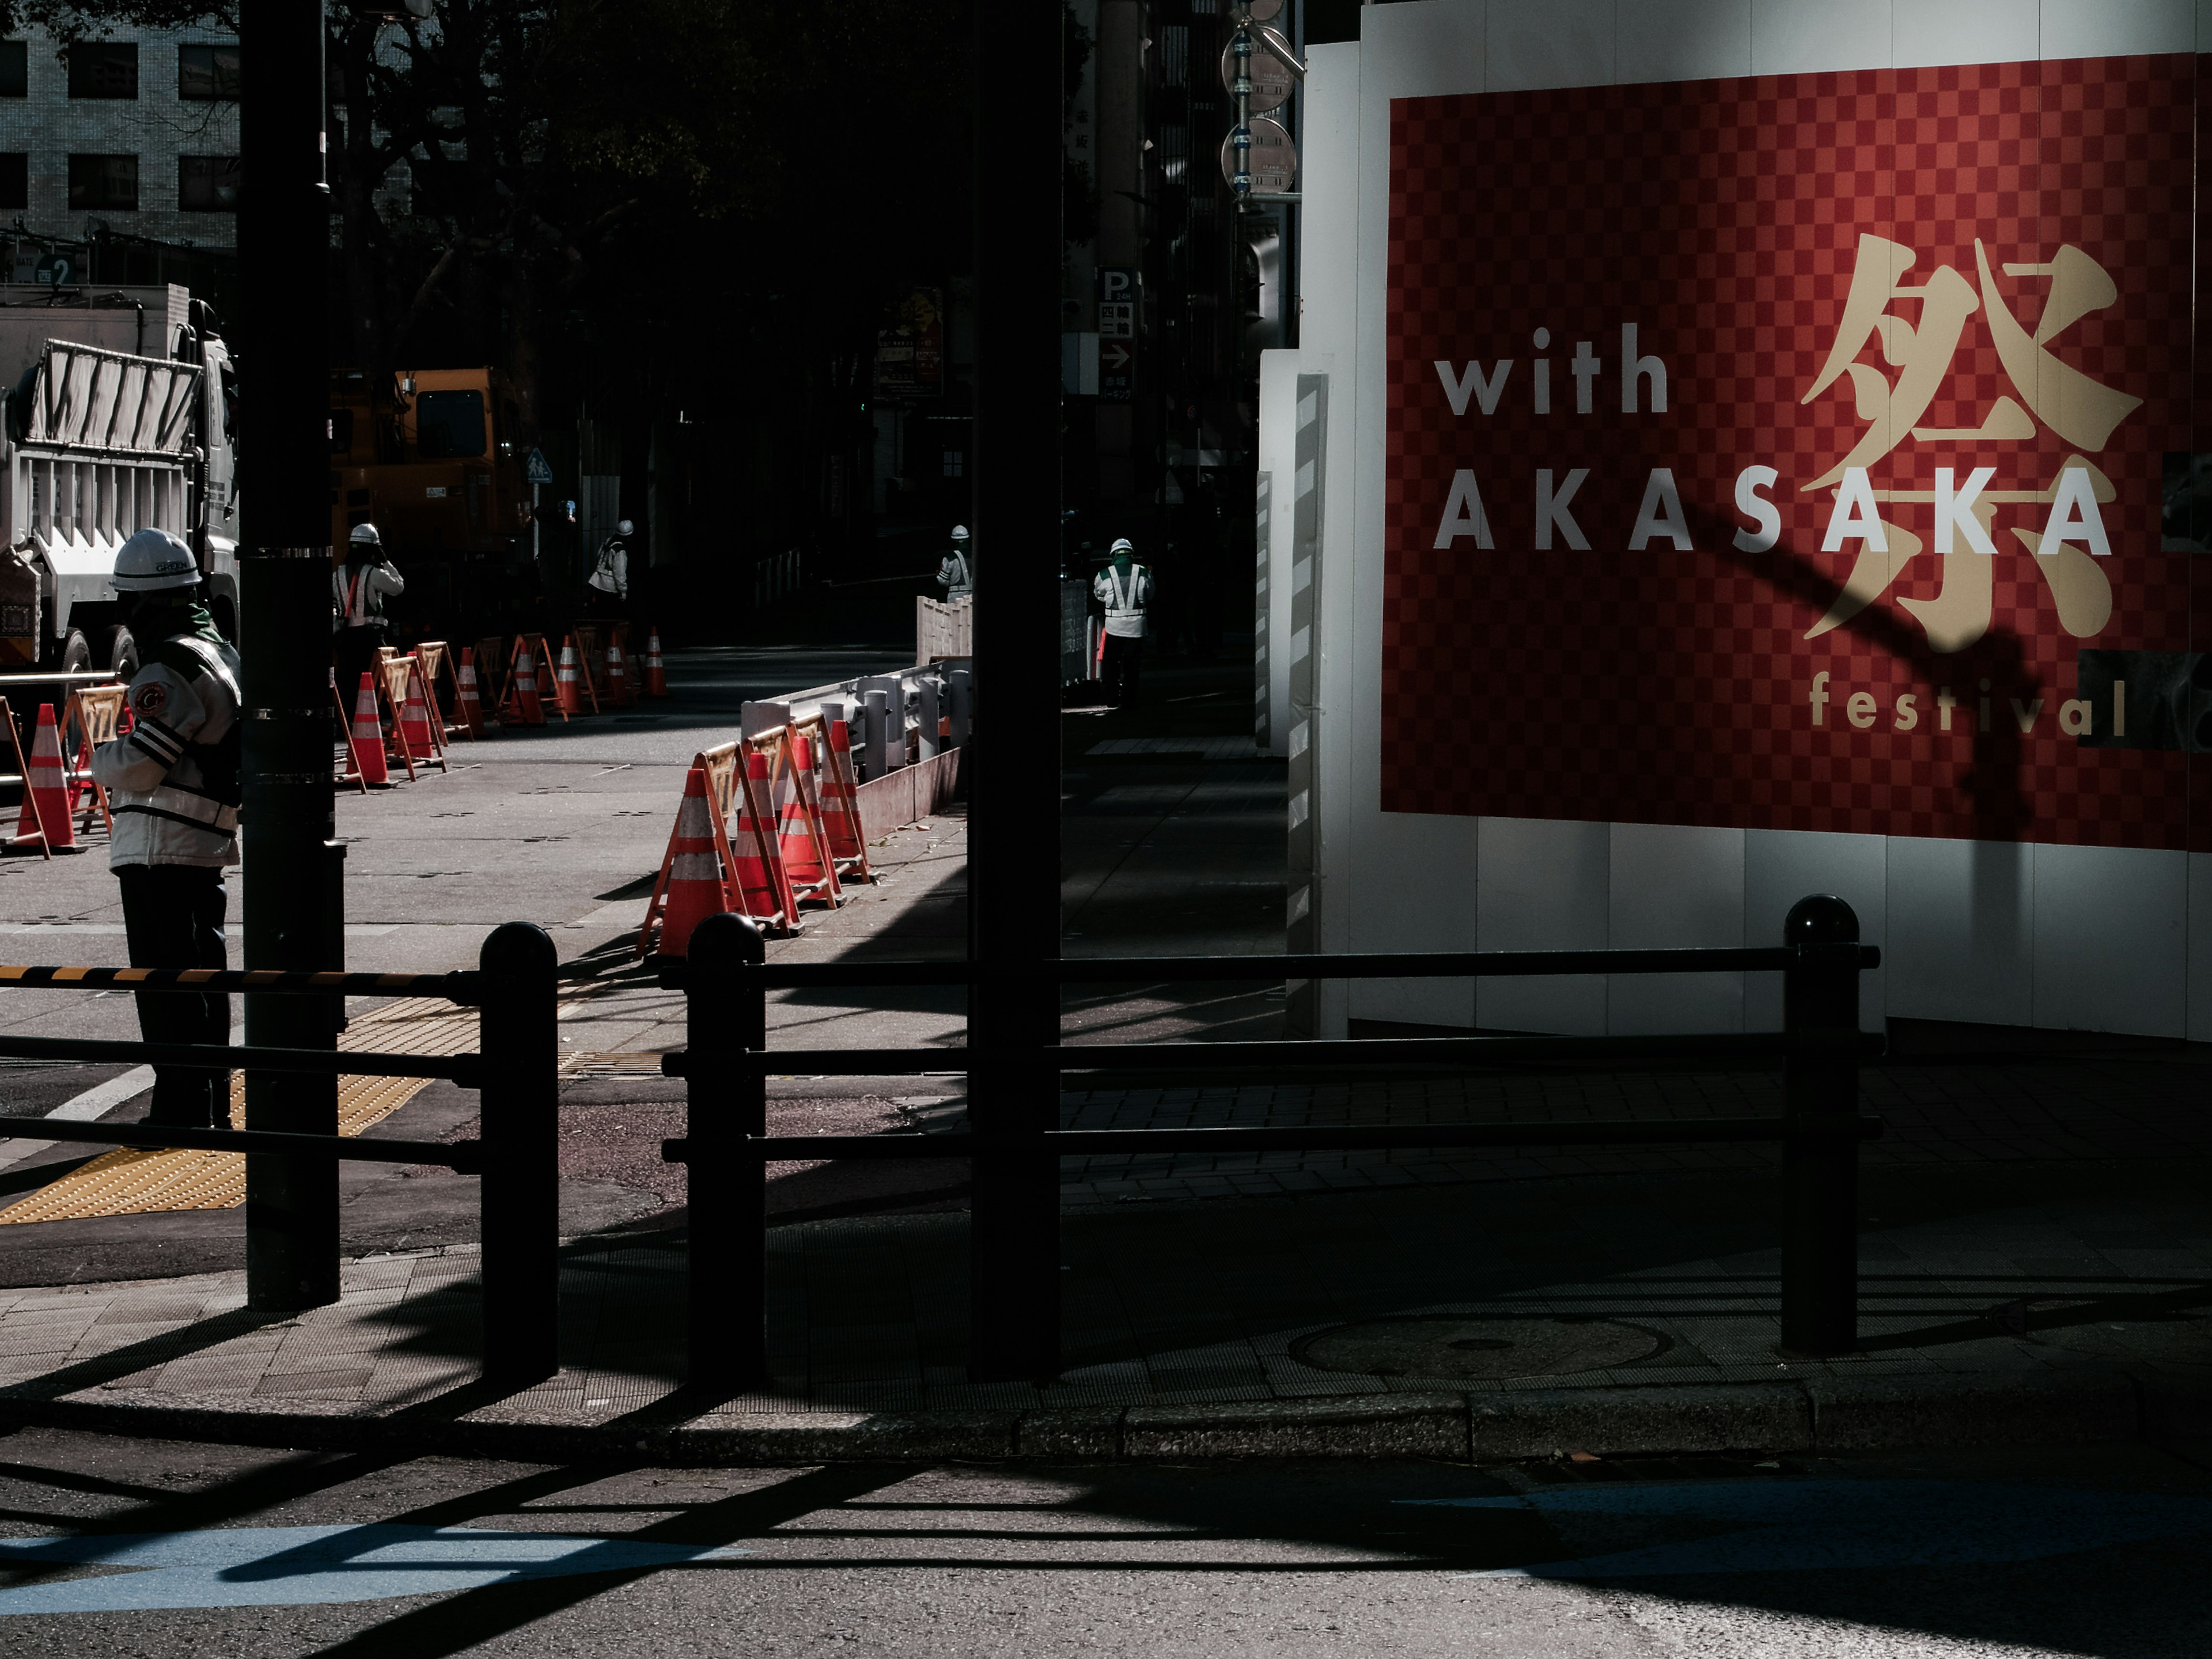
[{"x1": 1290, "y1": 1316, "x2": 1666, "y2": 1380}]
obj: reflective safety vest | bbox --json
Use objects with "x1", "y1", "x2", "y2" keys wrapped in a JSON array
[
  {"x1": 91, "y1": 633, "x2": 243, "y2": 868},
  {"x1": 1095, "y1": 561, "x2": 1151, "y2": 637}
]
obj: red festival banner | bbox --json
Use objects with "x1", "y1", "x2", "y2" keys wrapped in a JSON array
[{"x1": 1383, "y1": 54, "x2": 2205, "y2": 850}]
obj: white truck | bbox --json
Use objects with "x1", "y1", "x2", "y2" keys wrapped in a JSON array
[{"x1": 0, "y1": 284, "x2": 238, "y2": 675}]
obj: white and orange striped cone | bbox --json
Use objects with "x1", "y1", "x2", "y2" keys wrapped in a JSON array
[
  {"x1": 15, "y1": 702, "x2": 72, "y2": 850},
  {"x1": 349, "y1": 672, "x2": 389, "y2": 786},
  {"x1": 398, "y1": 667, "x2": 438, "y2": 760},
  {"x1": 606, "y1": 642, "x2": 634, "y2": 709},
  {"x1": 775, "y1": 736, "x2": 842, "y2": 906},
  {"x1": 819, "y1": 718, "x2": 872, "y2": 881},
  {"x1": 730, "y1": 749, "x2": 797, "y2": 927},
  {"x1": 653, "y1": 763, "x2": 729, "y2": 958},
  {"x1": 455, "y1": 647, "x2": 487, "y2": 738},
  {"x1": 644, "y1": 628, "x2": 669, "y2": 698},
  {"x1": 554, "y1": 637, "x2": 584, "y2": 718},
  {"x1": 512, "y1": 642, "x2": 546, "y2": 727}
]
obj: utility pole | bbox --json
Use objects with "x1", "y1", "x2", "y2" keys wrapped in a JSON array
[
  {"x1": 237, "y1": 0, "x2": 343, "y2": 1310},
  {"x1": 965, "y1": 1, "x2": 1065, "y2": 1380}
]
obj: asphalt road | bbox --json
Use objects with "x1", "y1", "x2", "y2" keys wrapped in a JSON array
[{"x1": 0, "y1": 1428, "x2": 2207, "y2": 1655}]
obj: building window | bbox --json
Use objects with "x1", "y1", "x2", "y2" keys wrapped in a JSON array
[
  {"x1": 0, "y1": 154, "x2": 23, "y2": 210},
  {"x1": 0, "y1": 41, "x2": 26, "y2": 97},
  {"x1": 66, "y1": 41, "x2": 137, "y2": 100},
  {"x1": 942, "y1": 450, "x2": 964, "y2": 478},
  {"x1": 177, "y1": 43, "x2": 240, "y2": 101},
  {"x1": 68, "y1": 154, "x2": 138, "y2": 211},
  {"x1": 415, "y1": 391, "x2": 486, "y2": 460},
  {"x1": 179, "y1": 155, "x2": 240, "y2": 212}
]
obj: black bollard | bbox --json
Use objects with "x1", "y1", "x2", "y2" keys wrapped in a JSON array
[
  {"x1": 479, "y1": 921, "x2": 559, "y2": 1384},
  {"x1": 1779, "y1": 894, "x2": 1863, "y2": 1358},
  {"x1": 684, "y1": 911, "x2": 767, "y2": 1387}
]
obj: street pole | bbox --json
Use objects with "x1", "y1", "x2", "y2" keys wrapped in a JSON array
[
  {"x1": 965, "y1": 0, "x2": 1065, "y2": 1380},
  {"x1": 238, "y1": 0, "x2": 343, "y2": 1310}
]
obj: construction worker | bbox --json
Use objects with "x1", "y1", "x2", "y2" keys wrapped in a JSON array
[
  {"x1": 1092, "y1": 537, "x2": 1152, "y2": 709},
  {"x1": 332, "y1": 522, "x2": 404, "y2": 702},
  {"x1": 91, "y1": 530, "x2": 242, "y2": 1131},
  {"x1": 587, "y1": 518, "x2": 631, "y2": 616},
  {"x1": 936, "y1": 525, "x2": 973, "y2": 599}
]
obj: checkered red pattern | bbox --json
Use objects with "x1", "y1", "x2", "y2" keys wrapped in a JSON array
[{"x1": 1382, "y1": 55, "x2": 2203, "y2": 851}]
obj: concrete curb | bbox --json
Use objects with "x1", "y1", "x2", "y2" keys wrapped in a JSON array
[{"x1": 5, "y1": 1367, "x2": 2207, "y2": 1464}]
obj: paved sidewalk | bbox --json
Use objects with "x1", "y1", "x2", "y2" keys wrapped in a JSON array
[
  {"x1": 1, "y1": 643, "x2": 2207, "y2": 1463},
  {"x1": 0, "y1": 1149, "x2": 2205, "y2": 1461}
]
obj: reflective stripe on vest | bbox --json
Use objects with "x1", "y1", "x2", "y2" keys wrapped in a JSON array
[
  {"x1": 1107, "y1": 565, "x2": 1145, "y2": 618},
  {"x1": 118, "y1": 783, "x2": 239, "y2": 834}
]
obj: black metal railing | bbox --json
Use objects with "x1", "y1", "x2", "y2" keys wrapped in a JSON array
[
  {"x1": 658, "y1": 897, "x2": 1881, "y2": 1386},
  {"x1": 0, "y1": 922, "x2": 559, "y2": 1383}
]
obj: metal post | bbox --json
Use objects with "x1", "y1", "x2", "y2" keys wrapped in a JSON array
[
  {"x1": 685, "y1": 912, "x2": 766, "y2": 1387},
  {"x1": 917, "y1": 676, "x2": 940, "y2": 762},
  {"x1": 479, "y1": 922, "x2": 559, "y2": 1384},
  {"x1": 947, "y1": 669, "x2": 971, "y2": 748},
  {"x1": 863, "y1": 689, "x2": 891, "y2": 779},
  {"x1": 239, "y1": 0, "x2": 340, "y2": 1312},
  {"x1": 1780, "y1": 894, "x2": 1862, "y2": 1358},
  {"x1": 967, "y1": 0, "x2": 1064, "y2": 1381}
]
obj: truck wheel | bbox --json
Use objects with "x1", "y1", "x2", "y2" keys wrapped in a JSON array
[
  {"x1": 59, "y1": 630, "x2": 91, "y2": 676},
  {"x1": 97, "y1": 625, "x2": 139, "y2": 681}
]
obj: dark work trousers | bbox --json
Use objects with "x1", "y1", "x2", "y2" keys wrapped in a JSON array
[
  {"x1": 117, "y1": 864, "x2": 231, "y2": 1129},
  {"x1": 1101, "y1": 631, "x2": 1143, "y2": 708},
  {"x1": 333, "y1": 623, "x2": 388, "y2": 734}
]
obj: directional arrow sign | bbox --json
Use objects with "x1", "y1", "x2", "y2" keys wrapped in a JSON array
[{"x1": 1101, "y1": 342, "x2": 1132, "y2": 372}]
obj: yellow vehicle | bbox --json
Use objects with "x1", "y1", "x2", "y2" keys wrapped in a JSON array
[{"x1": 329, "y1": 367, "x2": 532, "y2": 634}]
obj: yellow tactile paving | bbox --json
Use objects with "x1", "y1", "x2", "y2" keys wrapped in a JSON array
[{"x1": 0, "y1": 998, "x2": 483, "y2": 1225}]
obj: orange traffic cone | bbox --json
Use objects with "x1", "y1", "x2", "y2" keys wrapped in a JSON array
[
  {"x1": 455, "y1": 647, "x2": 487, "y2": 737},
  {"x1": 15, "y1": 703, "x2": 71, "y2": 850},
  {"x1": 730, "y1": 749, "x2": 797, "y2": 927},
  {"x1": 644, "y1": 628, "x2": 668, "y2": 698},
  {"x1": 349, "y1": 672, "x2": 389, "y2": 786},
  {"x1": 606, "y1": 642, "x2": 634, "y2": 709},
  {"x1": 775, "y1": 735, "x2": 842, "y2": 907},
  {"x1": 554, "y1": 637, "x2": 584, "y2": 717},
  {"x1": 512, "y1": 641, "x2": 546, "y2": 726},
  {"x1": 398, "y1": 667, "x2": 437, "y2": 760},
  {"x1": 652, "y1": 764, "x2": 729, "y2": 958},
  {"x1": 819, "y1": 718, "x2": 872, "y2": 882}
]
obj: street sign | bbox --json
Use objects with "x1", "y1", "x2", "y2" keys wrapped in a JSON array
[
  {"x1": 1221, "y1": 116, "x2": 1296, "y2": 195},
  {"x1": 1097, "y1": 268, "x2": 1136, "y2": 400},
  {"x1": 1243, "y1": 0, "x2": 1285, "y2": 18},
  {"x1": 525, "y1": 448, "x2": 553, "y2": 484},
  {"x1": 1221, "y1": 32, "x2": 1293, "y2": 115},
  {"x1": 1099, "y1": 339, "x2": 1133, "y2": 404}
]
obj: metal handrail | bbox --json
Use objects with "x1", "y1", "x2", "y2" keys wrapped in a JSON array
[
  {"x1": 664, "y1": 1115, "x2": 1885, "y2": 1162},
  {"x1": 657, "y1": 942, "x2": 1881, "y2": 990},
  {"x1": 663, "y1": 1030, "x2": 1882, "y2": 1079},
  {"x1": 0, "y1": 1033, "x2": 478, "y2": 1082},
  {"x1": 0, "y1": 924, "x2": 559, "y2": 1386},
  {"x1": 0, "y1": 965, "x2": 482, "y2": 1001},
  {"x1": 7, "y1": 1116, "x2": 483, "y2": 1171}
]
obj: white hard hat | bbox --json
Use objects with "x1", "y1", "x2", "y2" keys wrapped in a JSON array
[
  {"x1": 112, "y1": 528, "x2": 199, "y2": 592},
  {"x1": 618, "y1": 519, "x2": 634, "y2": 536},
  {"x1": 349, "y1": 521, "x2": 382, "y2": 547},
  {"x1": 949, "y1": 525, "x2": 969, "y2": 541},
  {"x1": 1109, "y1": 537, "x2": 1134, "y2": 555}
]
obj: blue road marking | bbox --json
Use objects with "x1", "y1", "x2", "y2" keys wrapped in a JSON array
[
  {"x1": 0, "y1": 1524, "x2": 753, "y2": 1614},
  {"x1": 1403, "y1": 1479, "x2": 2212, "y2": 1579}
]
